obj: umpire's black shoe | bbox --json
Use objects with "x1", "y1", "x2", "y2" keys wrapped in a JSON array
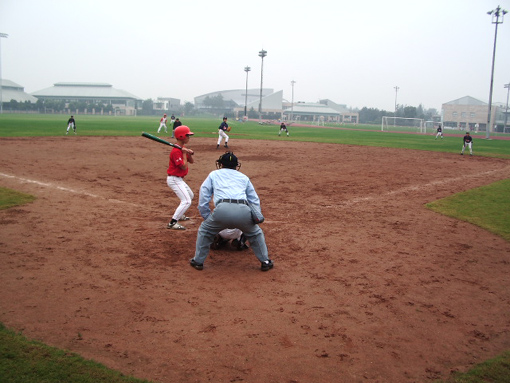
[
  {"x1": 190, "y1": 259, "x2": 203, "y2": 270},
  {"x1": 261, "y1": 260, "x2": 273, "y2": 271}
]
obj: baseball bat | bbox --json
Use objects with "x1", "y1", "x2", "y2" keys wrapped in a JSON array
[{"x1": 141, "y1": 132, "x2": 182, "y2": 149}]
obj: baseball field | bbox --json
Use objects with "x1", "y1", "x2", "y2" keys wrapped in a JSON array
[{"x1": 1, "y1": 115, "x2": 510, "y2": 382}]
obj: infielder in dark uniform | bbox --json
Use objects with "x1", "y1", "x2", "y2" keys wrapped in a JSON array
[
  {"x1": 279, "y1": 122, "x2": 289, "y2": 136},
  {"x1": 217, "y1": 117, "x2": 229, "y2": 149},
  {"x1": 190, "y1": 152, "x2": 273, "y2": 271},
  {"x1": 460, "y1": 132, "x2": 473, "y2": 155},
  {"x1": 171, "y1": 118, "x2": 182, "y2": 138},
  {"x1": 66, "y1": 115, "x2": 77, "y2": 135},
  {"x1": 435, "y1": 124, "x2": 443, "y2": 139}
]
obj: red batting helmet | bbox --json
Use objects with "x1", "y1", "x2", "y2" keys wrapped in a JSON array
[{"x1": 174, "y1": 125, "x2": 194, "y2": 140}]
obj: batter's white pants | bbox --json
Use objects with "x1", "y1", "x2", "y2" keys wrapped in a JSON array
[
  {"x1": 219, "y1": 228, "x2": 243, "y2": 240},
  {"x1": 461, "y1": 142, "x2": 473, "y2": 155},
  {"x1": 167, "y1": 176, "x2": 194, "y2": 220},
  {"x1": 217, "y1": 130, "x2": 229, "y2": 145}
]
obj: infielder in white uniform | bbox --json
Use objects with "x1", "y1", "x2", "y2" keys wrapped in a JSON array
[{"x1": 157, "y1": 114, "x2": 168, "y2": 134}]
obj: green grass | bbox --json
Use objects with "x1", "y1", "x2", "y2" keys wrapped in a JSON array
[
  {"x1": 434, "y1": 351, "x2": 510, "y2": 383},
  {"x1": 1, "y1": 115, "x2": 510, "y2": 381},
  {"x1": 426, "y1": 179, "x2": 510, "y2": 241},
  {"x1": 0, "y1": 187, "x2": 36, "y2": 210},
  {"x1": 0, "y1": 323, "x2": 152, "y2": 383},
  {"x1": 1, "y1": 114, "x2": 509, "y2": 158}
]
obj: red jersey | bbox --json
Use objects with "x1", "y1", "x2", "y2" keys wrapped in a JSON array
[{"x1": 167, "y1": 147, "x2": 189, "y2": 177}]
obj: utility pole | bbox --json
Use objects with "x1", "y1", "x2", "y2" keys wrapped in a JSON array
[
  {"x1": 258, "y1": 49, "x2": 267, "y2": 123},
  {"x1": 0, "y1": 33, "x2": 8, "y2": 114},
  {"x1": 244, "y1": 66, "x2": 251, "y2": 118},
  {"x1": 290, "y1": 80, "x2": 296, "y2": 122},
  {"x1": 486, "y1": 5, "x2": 507, "y2": 139}
]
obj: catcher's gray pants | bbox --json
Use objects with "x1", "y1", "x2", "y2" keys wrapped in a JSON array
[{"x1": 193, "y1": 202, "x2": 269, "y2": 264}]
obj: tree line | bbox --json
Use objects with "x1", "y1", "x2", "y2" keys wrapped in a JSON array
[
  {"x1": 358, "y1": 104, "x2": 439, "y2": 124},
  {"x1": 2, "y1": 97, "x2": 439, "y2": 124}
]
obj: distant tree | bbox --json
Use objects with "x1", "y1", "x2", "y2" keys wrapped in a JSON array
[
  {"x1": 247, "y1": 107, "x2": 257, "y2": 119},
  {"x1": 359, "y1": 107, "x2": 393, "y2": 124},
  {"x1": 203, "y1": 94, "x2": 224, "y2": 109},
  {"x1": 183, "y1": 102, "x2": 194, "y2": 116},
  {"x1": 403, "y1": 106, "x2": 417, "y2": 118},
  {"x1": 141, "y1": 99, "x2": 153, "y2": 115}
]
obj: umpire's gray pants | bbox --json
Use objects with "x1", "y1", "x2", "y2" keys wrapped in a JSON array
[{"x1": 193, "y1": 202, "x2": 269, "y2": 264}]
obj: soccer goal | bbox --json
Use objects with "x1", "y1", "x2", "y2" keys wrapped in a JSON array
[{"x1": 381, "y1": 116, "x2": 425, "y2": 133}]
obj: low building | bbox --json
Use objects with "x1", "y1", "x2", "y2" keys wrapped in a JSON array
[
  {"x1": 153, "y1": 97, "x2": 180, "y2": 113},
  {"x1": 31, "y1": 82, "x2": 142, "y2": 115},
  {"x1": 283, "y1": 99, "x2": 358, "y2": 124},
  {"x1": 1, "y1": 79, "x2": 38, "y2": 104},
  {"x1": 442, "y1": 95, "x2": 507, "y2": 132},
  {"x1": 195, "y1": 88, "x2": 282, "y2": 118}
]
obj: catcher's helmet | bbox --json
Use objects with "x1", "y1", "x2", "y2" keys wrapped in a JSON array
[
  {"x1": 217, "y1": 151, "x2": 241, "y2": 170},
  {"x1": 174, "y1": 125, "x2": 194, "y2": 140}
]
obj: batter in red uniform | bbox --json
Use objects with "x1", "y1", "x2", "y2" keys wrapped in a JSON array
[{"x1": 166, "y1": 125, "x2": 195, "y2": 230}]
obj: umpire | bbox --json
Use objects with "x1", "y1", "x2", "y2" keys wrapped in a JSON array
[{"x1": 190, "y1": 152, "x2": 273, "y2": 271}]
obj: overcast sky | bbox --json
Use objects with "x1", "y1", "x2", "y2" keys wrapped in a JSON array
[{"x1": 1, "y1": 0, "x2": 509, "y2": 111}]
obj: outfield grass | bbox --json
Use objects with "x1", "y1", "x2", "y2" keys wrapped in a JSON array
[
  {"x1": 0, "y1": 187, "x2": 36, "y2": 210},
  {"x1": 426, "y1": 179, "x2": 510, "y2": 241},
  {"x1": 1, "y1": 114, "x2": 509, "y2": 159},
  {"x1": 0, "y1": 323, "x2": 152, "y2": 383}
]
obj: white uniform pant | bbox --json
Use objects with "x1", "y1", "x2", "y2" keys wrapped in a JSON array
[
  {"x1": 217, "y1": 130, "x2": 229, "y2": 145},
  {"x1": 66, "y1": 122, "x2": 75, "y2": 133},
  {"x1": 167, "y1": 176, "x2": 194, "y2": 220},
  {"x1": 435, "y1": 131, "x2": 443, "y2": 139},
  {"x1": 461, "y1": 142, "x2": 472, "y2": 154},
  {"x1": 219, "y1": 228, "x2": 243, "y2": 240},
  {"x1": 158, "y1": 123, "x2": 167, "y2": 133}
]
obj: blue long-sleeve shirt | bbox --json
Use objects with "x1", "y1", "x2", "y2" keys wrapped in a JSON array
[{"x1": 198, "y1": 168, "x2": 261, "y2": 219}]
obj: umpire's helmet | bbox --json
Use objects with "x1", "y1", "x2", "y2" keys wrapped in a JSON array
[
  {"x1": 217, "y1": 151, "x2": 241, "y2": 170},
  {"x1": 174, "y1": 125, "x2": 194, "y2": 140}
]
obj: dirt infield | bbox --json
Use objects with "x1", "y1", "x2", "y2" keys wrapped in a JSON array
[{"x1": 1, "y1": 136, "x2": 510, "y2": 383}]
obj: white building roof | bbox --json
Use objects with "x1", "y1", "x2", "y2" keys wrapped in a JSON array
[
  {"x1": 31, "y1": 82, "x2": 141, "y2": 100},
  {"x1": 284, "y1": 103, "x2": 342, "y2": 116},
  {"x1": 444, "y1": 96, "x2": 487, "y2": 106},
  {"x1": 1, "y1": 79, "x2": 38, "y2": 103},
  {"x1": 195, "y1": 88, "x2": 274, "y2": 107}
]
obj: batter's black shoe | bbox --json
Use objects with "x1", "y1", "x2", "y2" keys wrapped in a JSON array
[
  {"x1": 224, "y1": 144, "x2": 229, "y2": 148},
  {"x1": 190, "y1": 259, "x2": 203, "y2": 270},
  {"x1": 216, "y1": 144, "x2": 219, "y2": 149},
  {"x1": 261, "y1": 260, "x2": 273, "y2": 271}
]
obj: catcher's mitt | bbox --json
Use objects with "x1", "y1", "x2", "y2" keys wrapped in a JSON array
[{"x1": 227, "y1": 126, "x2": 231, "y2": 132}]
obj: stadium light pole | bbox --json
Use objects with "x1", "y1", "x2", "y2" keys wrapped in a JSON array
[
  {"x1": 291, "y1": 80, "x2": 296, "y2": 122},
  {"x1": 504, "y1": 82, "x2": 510, "y2": 131},
  {"x1": 394, "y1": 86, "x2": 399, "y2": 116},
  {"x1": 244, "y1": 66, "x2": 251, "y2": 118},
  {"x1": 486, "y1": 5, "x2": 507, "y2": 139},
  {"x1": 258, "y1": 49, "x2": 267, "y2": 123},
  {"x1": 0, "y1": 33, "x2": 8, "y2": 114}
]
